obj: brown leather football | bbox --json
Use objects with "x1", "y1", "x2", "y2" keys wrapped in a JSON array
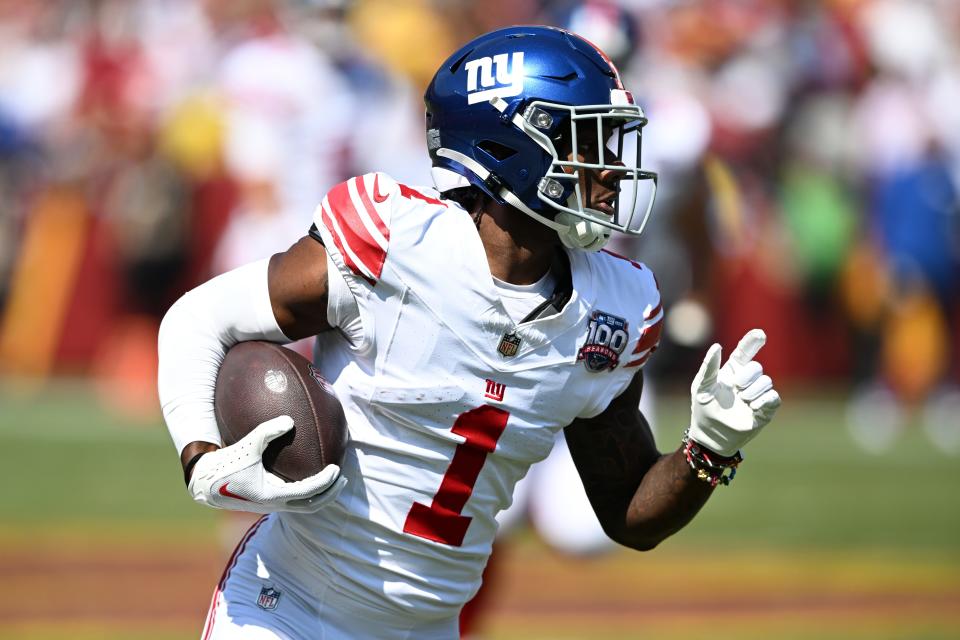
[{"x1": 214, "y1": 341, "x2": 348, "y2": 482}]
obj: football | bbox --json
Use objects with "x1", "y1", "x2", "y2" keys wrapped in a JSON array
[{"x1": 214, "y1": 341, "x2": 348, "y2": 482}]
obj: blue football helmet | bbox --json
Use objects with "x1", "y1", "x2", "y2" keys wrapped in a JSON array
[{"x1": 424, "y1": 25, "x2": 657, "y2": 251}]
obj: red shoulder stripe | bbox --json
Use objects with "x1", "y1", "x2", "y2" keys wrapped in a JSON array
[
  {"x1": 624, "y1": 303, "x2": 664, "y2": 368},
  {"x1": 645, "y1": 302, "x2": 662, "y2": 321},
  {"x1": 320, "y1": 201, "x2": 375, "y2": 285},
  {"x1": 600, "y1": 248, "x2": 643, "y2": 270},
  {"x1": 326, "y1": 180, "x2": 387, "y2": 282},
  {"x1": 357, "y1": 174, "x2": 390, "y2": 241},
  {"x1": 398, "y1": 183, "x2": 447, "y2": 207},
  {"x1": 624, "y1": 319, "x2": 662, "y2": 368}
]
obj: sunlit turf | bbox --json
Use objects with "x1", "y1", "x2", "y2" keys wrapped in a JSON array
[
  {"x1": 0, "y1": 386, "x2": 960, "y2": 553},
  {"x1": 0, "y1": 383, "x2": 216, "y2": 533},
  {"x1": 485, "y1": 618, "x2": 960, "y2": 640},
  {"x1": 0, "y1": 382, "x2": 957, "y2": 640},
  {"x1": 0, "y1": 626, "x2": 191, "y2": 640},
  {"x1": 652, "y1": 388, "x2": 960, "y2": 552},
  {"x1": 1, "y1": 382, "x2": 957, "y2": 548}
]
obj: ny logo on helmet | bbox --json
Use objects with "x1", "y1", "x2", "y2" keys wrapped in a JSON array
[{"x1": 465, "y1": 52, "x2": 525, "y2": 105}]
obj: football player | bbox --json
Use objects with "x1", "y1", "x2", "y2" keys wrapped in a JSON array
[{"x1": 158, "y1": 26, "x2": 781, "y2": 639}]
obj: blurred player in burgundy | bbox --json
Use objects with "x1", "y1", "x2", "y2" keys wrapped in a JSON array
[{"x1": 159, "y1": 25, "x2": 781, "y2": 639}]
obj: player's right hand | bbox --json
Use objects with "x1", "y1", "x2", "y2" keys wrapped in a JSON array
[
  {"x1": 187, "y1": 416, "x2": 347, "y2": 514},
  {"x1": 686, "y1": 329, "x2": 781, "y2": 457}
]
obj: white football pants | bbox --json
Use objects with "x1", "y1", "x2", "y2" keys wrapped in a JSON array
[{"x1": 201, "y1": 515, "x2": 459, "y2": 640}]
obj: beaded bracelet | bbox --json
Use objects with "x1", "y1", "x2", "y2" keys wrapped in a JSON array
[{"x1": 681, "y1": 430, "x2": 743, "y2": 487}]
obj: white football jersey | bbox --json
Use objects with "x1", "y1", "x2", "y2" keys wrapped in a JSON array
[{"x1": 271, "y1": 173, "x2": 663, "y2": 620}]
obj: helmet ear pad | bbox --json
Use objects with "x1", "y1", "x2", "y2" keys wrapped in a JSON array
[{"x1": 555, "y1": 211, "x2": 611, "y2": 250}]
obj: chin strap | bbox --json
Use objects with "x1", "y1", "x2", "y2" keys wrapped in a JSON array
[{"x1": 434, "y1": 147, "x2": 610, "y2": 252}]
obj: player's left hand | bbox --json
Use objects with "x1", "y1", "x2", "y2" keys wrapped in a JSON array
[
  {"x1": 187, "y1": 416, "x2": 347, "y2": 514},
  {"x1": 687, "y1": 329, "x2": 781, "y2": 457}
]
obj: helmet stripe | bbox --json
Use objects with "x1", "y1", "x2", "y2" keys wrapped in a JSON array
[{"x1": 571, "y1": 31, "x2": 625, "y2": 89}]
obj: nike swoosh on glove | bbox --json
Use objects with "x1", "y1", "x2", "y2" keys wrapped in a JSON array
[
  {"x1": 687, "y1": 329, "x2": 782, "y2": 457},
  {"x1": 188, "y1": 416, "x2": 347, "y2": 514}
]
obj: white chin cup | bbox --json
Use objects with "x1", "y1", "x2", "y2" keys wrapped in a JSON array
[{"x1": 554, "y1": 212, "x2": 611, "y2": 252}]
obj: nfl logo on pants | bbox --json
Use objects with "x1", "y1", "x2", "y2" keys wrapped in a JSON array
[{"x1": 257, "y1": 586, "x2": 281, "y2": 610}]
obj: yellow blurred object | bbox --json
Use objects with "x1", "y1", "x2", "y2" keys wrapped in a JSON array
[
  {"x1": 881, "y1": 288, "x2": 949, "y2": 404},
  {"x1": 159, "y1": 92, "x2": 226, "y2": 180},
  {"x1": 665, "y1": 3, "x2": 751, "y2": 64},
  {"x1": 349, "y1": 0, "x2": 455, "y2": 89},
  {"x1": 838, "y1": 241, "x2": 890, "y2": 330},
  {"x1": 703, "y1": 154, "x2": 748, "y2": 254},
  {"x1": 0, "y1": 187, "x2": 89, "y2": 381}
]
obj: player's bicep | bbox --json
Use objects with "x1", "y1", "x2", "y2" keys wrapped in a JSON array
[
  {"x1": 268, "y1": 235, "x2": 333, "y2": 340},
  {"x1": 564, "y1": 372, "x2": 660, "y2": 539}
]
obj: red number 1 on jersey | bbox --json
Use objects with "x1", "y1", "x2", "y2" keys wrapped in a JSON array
[{"x1": 403, "y1": 405, "x2": 510, "y2": 546}]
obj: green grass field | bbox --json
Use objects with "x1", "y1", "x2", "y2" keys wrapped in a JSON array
[{"x1": 0, "y1": 382, "x2": 957, "y2": 639}]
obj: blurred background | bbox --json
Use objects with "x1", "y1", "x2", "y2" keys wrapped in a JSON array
[{"x1": 0, "y1": 0, "x2": 957, "y2": 638}]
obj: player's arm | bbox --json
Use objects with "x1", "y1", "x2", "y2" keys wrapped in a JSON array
[
  {"x1": 565, "y1": 372, "x2": 711, "y2": 551},
  {"x1": 565, "y1": 331, "x2": 781, "y2": 551},
  {"x1": 267, "y1": 235, "x2": 337, "y2": 340},
  {"x1": 173, "y1": 238, "x2": 333, "y2": 469},
  {"x1": 158, "y1": 236, "x2": 345, "y2": 512}
]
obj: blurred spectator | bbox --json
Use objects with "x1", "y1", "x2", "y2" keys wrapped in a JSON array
[
  {"x1": 0, "y1": 4, "x2": 958, "y2": 636},
  {"x1": 211, "y1": 0, "x2": 353, "y2": 274},
  {"x1": 0, "y1": 0, "x2": 956, "y2": 441}
]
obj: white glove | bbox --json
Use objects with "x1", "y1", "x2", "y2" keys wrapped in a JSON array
[
  {"x1": 687, "y1": 329, "x2": 782, "y2": 457},
  {"x1": 187, "y1": 416, "x2": 347, "y2": 514}
]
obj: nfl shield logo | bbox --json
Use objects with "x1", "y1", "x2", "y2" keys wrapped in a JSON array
[
  {"x1": 498, "y1": 332, "x2": 521, "y2": 357},
  {"x1": 257, "y1": 586, "x2": 281, "y2": 610}
]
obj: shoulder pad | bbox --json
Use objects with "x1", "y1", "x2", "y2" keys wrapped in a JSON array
[{"x1": 314, "y1": 173, "x2": 395, "y2": 285}]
